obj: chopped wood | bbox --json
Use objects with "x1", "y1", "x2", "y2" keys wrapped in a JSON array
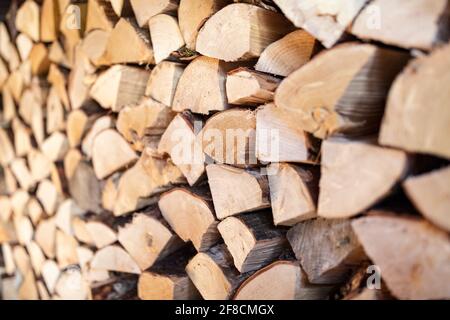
[
  {"x1": 287, "y1": 218, "x2": 366, "y2": 284},
  {"x1": 48, "y1": 41, "x2": 70, "y2": 68},
  {"x1": 25, "y1": 197, "x2": 44, "y2": 226},
  {"x1": 273, "y1": 0, "x2": 369, "y2": 48},
  {"x1": 36, "y1": 179, "x2": 61, "y2": 216},
  {"x1": 30, "y1": 99, "x2": 45, "y2": 147},
  {"x1": 16, "y1": 33, "x2": 33, "y2": 61},
  {"x1": 55, "y1": 266, "x2": 91, "y2": 300},
  {"x1": 19, "y1": 269, "x2": 39, "y2": 300},
  {"x1": 178, "y1": 0, "x2": 229, "y2": 50},
  {"x1": 10, "y1": 158, "x2": 35, "y2": 191},
  {"x1": 318, "y1": 139, "x2": 408, "y2": 218},
  {"x1": 403, "y1": 166, "x2": 450, "y2": 232},
  {"x1": 101, "y1": 173, "x2": 121, "y2": 212},
  {"x1": 67, "y1": 110, "x2": 89, "y2": 148},
  {"x1": 206, "y1": 164, "x2": 270, "y2": 219},
  {"x1": 130, "y1": 0, "x2": 179, "y2": 27},
  {"x1": 186, "y1": 244, "x2": 249, "y2": 300},
  {"x1": 117, "y1": 98, "x2": 175, "y2": 151},
  {"x1": 196, "y1": 3, "x2": 294, "y2": 61},
  {"x1": 16, "y1": 0, "x2": 40, "y2": 42},
  {"x1": 234, "y1": 260, "x2": 331, "y2": 300},
  {"x1": 41, "y1": 131, "x2": 69, "y2": 162},
  {"x1": 0, "y1": 221, "x2": 16, "y2": 244},
  {"x1": 90, "y1": 245, "x2": 141, "y2": 274},
  {"x1": 26, "y1": 241, "x2": 46, "y2": 276},
  {"x1": 109, "y1": 0, "x2": 133, "y2": 17},
  {"x1": 63, "y1": 148, "x2": 82, "y2": 180},
  {"x1": 56, "y1": 230, "x2": 79, "y2": 268},
  {"x1": 352, "y1": 213, "x2": 450, "y2": 299},
  {"x1": 55, "y1": 199, "x2": 85, "y2": 235},
  {"x1": 36, "y1": 281, "x2": 51, "y2": 300},
  {"x1": 42, "y1": 259, "x2": 60, "y2": 294},
  {"x1": 12, "y1": 118, "x2": 32, "y2": 157},
  {"x1": 1, "y1": 88, "x2": 16, "y2": 126},
  {"x1": 13, "y1": 215, "x2": 34, "y2": 245},
  {"x1": 275, "y1": 43, "x2": 410, "y2": 139},
  {"x1": 113, "y1": 149, "x2": 185, "y2": 216},
  {"x1": 352, "y1": 0, "x2": 450, "y2": 51},
  {"x1": 149, "y1": 14, "x2": 184, "y2": 64},
  {"x1": 90, "y1": 65, "x2": 150, "y2": 112},
  {"x1": 35, "y1": 218, "x2": 56, "y2": 259},
  {"x1": 13, "y1": 245, "x2": 31, "y2": 276},
  {"x1": 72, "y1": 217, "x2": 95, "y2": 245},
  {"x1": 267, "y1": 163, "x2": 319, "y2": 226},
  {"x1": 86, "y1": 221, "x2": 117, "y2": 249},
  {"x1": 29, "y1": 43, "x2": 51, "y2": 76},
  {"x1": 2, "y1": 243, "x2": 16, "y2": 275},
  {"x1": 255, "y1": 29, "x2": 316, "y2": 77},
  {"x1": 68, "y1": 45, "x2": 95, "y2": 110},
  {"x1": 68, "y1": 161, "x2": 103, "y2": 214},
  {"x1": 81, "y1": 29, "x2": 110, "y2": 66},
  {"x1": 218, "y1": 212, "x2": 287, "y2": 273},
  {"x1": 256, "y1": 103, "x2": 319, "y2": 163},
  {"x1": 10, "y1": 190, "x2": 29, "y2": 217},
  {"x1": 379, "y1": 43, "x2": 450, "y2": 159},
  {"x1": 100, "y1": 18, "x2": 154, "y2": 65},
  {"x1": 0, "y1": 197, "x2": 12, "y2": 222},
  {"x1": 200, "y1": 109, "x2": 257, "y2": 166},
  {"x1": 118, "y1": 210, "x2": 183, "y2": 271},
  {"x1": 47, "y1": 64, "x2": 70, "y2": 110},
  {"x1": 81, "y1": 115, "x2": 113, "y2": 158},
  {"x1": 85, "y1": 0, "x2": 118, "y2": 33},
  {"x1": 158, "y1": 112, "x2": 205, "y2": 185},
  {"x1": 138, "y1": 271, "x2": 199, "y2": 300},
  {"x1": 46, "y1": 88, "x2": 65, "y2": 134},
  {"x1": 40, "y1": 0, "x2": 60, "y2": 42},
  {"x1": 0, "y1": 127, "x2": 15, "y2": 166},
  {"x1": 159, "y1": 187, "x2": 219, "y2": 251},
  {"x1": 172, "y1": 56, "x2": 234, "y2": 114},
  {"x1": 144, "y1": 61, "x2": 184, "y2": 106},
  {"x1": 226, "y1": 68, "x2": 280, "y2": 106}
]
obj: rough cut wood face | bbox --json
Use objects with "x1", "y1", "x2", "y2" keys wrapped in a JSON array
[{"x1": 379, "y1": 43, "x2": 450, "y2": 159}]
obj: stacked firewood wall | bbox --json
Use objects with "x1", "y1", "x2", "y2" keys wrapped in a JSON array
[{"x1": 0, "y1": 0, "x2": 450, "y2": 300}]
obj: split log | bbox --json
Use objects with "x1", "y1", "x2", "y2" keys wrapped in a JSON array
[
  {"x1": 145, "y1": 61, "x2": 184, "y2": 106},
  {"x1": 35, "y1": 218, "x2": 56, "y2": 259},
  {"x1": 118, "y1": 210, "x2": 184, "y2": 271},
  {"x1": 2, "y1": 244, "x2": 16, "y2": 275},
  {"x1": 130, "y1": 0, "x2": 179, "y2": 27},
  {"x1": 138, "y1": 271, "x2": 199, "y2": 300},
  {"x1": 30, "y1": 100, "x2": 45, "y2": 147},
  {"x1": 26, "y1": 241, "x2": 46, "y2": 276},
  {"x1": 68, "y1": 46, "x2": 94, "y2": 110},
  {"x1": 13, "y1": 215, "x2": 34, "y2": 245},
  {"x1": 86, "y1": 221, "x2": 117, "y2": 249},
  {"x1": 255, "y1": 29, "x2": 316, "y2": 77},
  {"x1": 47, "y1": 64, "x2": 70, "y2": 110},
  {"x1": 63, "y1": 148, "x2": 82, "y2": 181},
  {"x1": 379, "y1": 43, "x2": 450, "y2": 159},
  {"x1": 40, "y1": 0, "x2": 60, "y2": 42},
  {"x1": 267, "y1": 163, "x2": 319, "y2": 226},
  {"x1": 85, "y1": 0, "x2": 118, "y2": 33},
  {"x1": 59, "y1": 2, "x2": 88, "y2": 66},
  {"x1": 101, "y1": 173, "x2": 121, "y2": 212},
  {"x1": 234, "y1": 261, "x2": 331, "y2": 300},
  {"x1": 116, "y1": 98, "x2": 175, "y2": 151},
  {"x1": 1, "y1": 88, "x2": 16, "y2": 126},
  {"x1": 113, "y1": 149, "x2": 185, "y2": 216},
  {"x1": 92, "y1": 129, "x2": 138, "y2": 179},
  {"x1": 10, "y1": 158, "x2": 35, "y2": 191},
  {"x1": 55, "y1": 230, "x2": 79, "y2": 268},
  {"x1": 196, "y1": 3, "x2": 294, "y2": 61},
  {"x1": 6, "y1": 70, "x2": 25, "y2": 103},
  {"x1": 72, "y1": 217, "x2": 95, "y2": 246},
  {"x1": 256, "y1": 103, "x2": 320, "y2": 163},
  {"x1": 149, "y1": 14, "x2": 184, "y2": 64},
  {"x1": 178, "y1": 0, "x2": 229, "y2": 50},
  {"x1": 200, "y1": 109, "x2": 257, "y2": 166},
  {"x1": 159, "y1": 188, "x2": 219, "y2": 251},
  {"x1": 55, "y1": 199, "x2": 85, "y2": 235},
  {"x1": 109, "y1": 0, "x2": 133, "y2": 17},
  {"x1": 50, "y1": 162, "x2": 67, "y2": 196},
  {"x1": 19, "y1": 269, "x2": 39, "y2": 300},
  {"x1": 37, "y1": 281, "x2": 50, "y2": 300},
  {"x1": 186, "y1": 244, "x2": 249, "y2": 300},
  {"x1": 218, "y1": 211, "x2": 287, "y2": 273},
  {"x1": 26, "y1": 198, "x2": 44, "y2": 226},
  {"x1": 100, "y1": 18, "x2": 154, "y2": 65},
  {"x1": 81, "y1": 115, "x2": 113, "y2": 158},
  {"x1": 41, "y1": 131, "x2": 69, "y2": 162},
  {"x1": 10, "y1": 190, "x2": 29, "y2": 217},
  {"x1": 55, "y1": 266, "x2": 91, "y2": 300},
  {"x1": 403, "y1": 166, "x2": 450, "y2": 232},
  {"x1": 81, "y1": 29, "x2": 110, "y2": 66},
  {"x1": 18, "y1": 89, "x2": 36, "y2": 126},
  {"x1": 172, "y1": 56, "x2": 235, "y2": 114},
  {"x1": 287, "y1": 218, "x2": 366, "y2": 284},
  {"x1": 0, "y1": 277, "x2": 20, "y2": 300},
  {"x1": 206, "y1": 164, "x2": 270, "y2": 219},
  {"x1": 90, "y1": 65, "x2": 150, "y2": 112},
  {"x1": 13, "y1": 245, "x2": 31, "y2": 276},
  {"x1": 158, "y1": 112, "x2": 205, "y2": 185},
  {"x1": 16, "y1": 0, "x2": 40, "y2": 42},
  {"x1": 0, "y1": 222, "x2": 15, "y2": 244},
  {"x1": 275, "y1": 43, "x2": 410, "y2": 139},
  {"x1": 16, "y1": 33, "x2": 33, "y2": 61},
  {"x1": 0, "y1": 128, "x2": 15, "y2": 166},
  {"x1": 12, "y1": 118, "x2": 32, "y2": 157},
  {"x1": 67, "y1": 110, "x2": 92, "y2": 148},
  {"x1": 68, "y1": 161, "x2": 103, "y2": 214},
  {"x1": 273, "y1": 0, "x2": 369, "y2": 48},
  {"x1": 351, "y1": 0, "x2": 450, "y2": 51},
  {"x1": 0, "y1": 58, "x2": 8, "y2": 90},
  {"x1": 48, "y1": 40, "x2": 70, "y2": 68},
  {"x1": 226, "y1": 68, "x2": 280, "y2": 106},
  {"x1": 42, "y1": 260, "x2": 60, "y2": 294},
  {"x1": 318, "y1": 139, "x2": 408, "y2": 218},
  {"x1": 29, "y1": 43, "x2": 50, "y2": 76},
  {"x1": 90, "y1": 245, "x2": 141, "y2": 274},
  {"x1": 352, "y1": 213, "x2": 450, "y2": 299},
  {"x1": 46, "y1": 88, "x2": 65, "y2": 134},
  {"x1": 0, "y1": 197, "x2": 12, "y2": 222}
]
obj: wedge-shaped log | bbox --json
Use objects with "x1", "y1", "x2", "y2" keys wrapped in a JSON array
[
  {"x1": 27, "y1": 149, "x2": 51, "y2": 182},
  {"x1": 41, "y1": 131, "x2": 69, "y2": 162},
  {"x1": 206, "y1": 164, "x2": 270, "y2": 219},
  {"x1": 118, "y1": 210, "x2": 184, "y2": 271},
  {"x1": 158, "y1": 112, "x2": 205, "y2": 185},
  {"x1": 275, "y1": 43, "x2": 410, "y2": 139},
  {"x1": 40, "y1": 0, "x2": 60, "y2": 42},
  {"x1": 68, "y1": 161, "x2": 103, "y2": 214},
  {"x1": 55, "y1": 266, "x2": 91, "y2": 300},
  {"x1": 172, "y1": 56, "x2": 233, "y2": 114},
  {"x1": 149, "y1": 14, "x2": 185, "y2": 64},
  {"x1": 36, "y1": 179, "x2": 61, "y2": 216},
  {"x1": 85, "y1": 0, "x2": 118, "y2": 33},
  {"x1": 16, "y1": 0, "x2": 40, "y2": 42},
  {"x1": 186, "y1": 244, "x2": 249, "y2": 300},
  {"x1": 10, "y1": 158, "x2": 35, "y2": 190},
  {"x1": 91, "y1": 245, "x2": 141, "y2": 274},
  {"x1": 256, "y1": 104, "x2": 319, "y2": 163},
  {"x1": 255, "y1": 29, "x2": 316, "y2": 77},
  {"x1": 196, "y1": 3, "x2": 294, "y2": 61},
  {"x1": 200, "y1": 109, "x2": 257, "y2": 166},
  {"x1": 81, "y1": 29, "x2": 110, "y2": 66},
  {"x1": 145, "y1": 61, "x2": 184, "y2": 106},
  {"x1": 234, "y1": 260, "x2": 332, "y2": 300},
  {"x1": 318, "y1": 139, "x2": 408, "y2": 218},
  {"x1": 379, "y1": 43, "x2": 450, "y2": 159},
  {"x1": 403, "y1": 166, "x2": 450, "y2": 232},
  {"x1": 268, "y1": 163, "x2": 319, "y2": 226},
  {"x1": 274, "y1": 0, "x2": 368, "y2": 48},
  {"x1": 352, "y1": 0, "x2": 450, "y2": 51},
  {"x1": 0, "y1": 127, "x2": 15, "y2": 166},
  {"x1": 114, "y1": 149, "x2": 185, "y2": 216},
  {"x1": 81, "y1": 115, "x2": 113, "y2": 158},
  {"x1": 287, "y1": 218, "x2": 366, "y2": 284},
  {"x1": 90, "y1": 65, "x2": 150, "y2": 112},
  {"x1": 218, "y1": 212, "x2": 287, "y2": 273},
  {"x1": 159, "y1": 187, "x2": 219, "y2": 251},
  {"x1": 130, "y1": 0, "x2": 179, "y2": 27},
  {"x1": 226, "y1": 68, "x2": 280, "y2": 106},
  {"x1": 86, "y1": 221, "x2": 117, "y2": 249},
  {"x1": 92, "y1": 129, "x2": 138, "y2": 179},
  {"x1": 352, "y1": 213, "x2": 450, "y2": 299}
]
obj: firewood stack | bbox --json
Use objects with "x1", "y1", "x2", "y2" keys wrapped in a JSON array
[{"x1": 0, "y1": 0, "x2": 449, "y2": 300}]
